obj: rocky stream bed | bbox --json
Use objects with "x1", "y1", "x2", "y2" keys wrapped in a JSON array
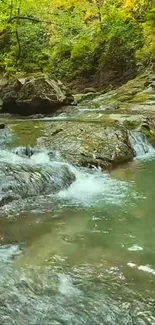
[{"x1": 0, "y1": 72, "x2": 155, "y2": 325}]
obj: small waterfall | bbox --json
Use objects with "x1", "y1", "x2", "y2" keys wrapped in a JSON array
[
  {"x1": 58, "y1": 168, "x2": 132, "y2": 205},
  {"x1": 0, "y1": 148, "x2": 76, "y2": 206},
  {"x1": 0, "y1": 146, "x2": 132, "y2": 210},
  {"x1": 129, "y1": 131, "x2": 155, "y2": 157}
]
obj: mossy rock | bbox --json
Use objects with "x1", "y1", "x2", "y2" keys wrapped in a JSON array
[
  {"x1": 48, "y1": 121, "x2": 134, "y2": 170},
  {"x1": 131, "y1": 92, "x2": 154, "y2": 103},
  {"x1": 142, "y1": 127, "x2": 155, "y2": 147},
  {"x1": 123, "y1": 120, "x2": 140, "y2": 130}
]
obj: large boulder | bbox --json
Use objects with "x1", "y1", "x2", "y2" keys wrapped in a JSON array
[
  {"x1": 48, "y1": 122, "x2": 134, "y2": 169},
  {"x1": 0, "y1": 75, "x2": 74, "y2": 115}
]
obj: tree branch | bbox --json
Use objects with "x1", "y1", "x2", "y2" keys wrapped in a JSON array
[{"x1": 8, "y1": 15, "x2": 56, "y2": 24}]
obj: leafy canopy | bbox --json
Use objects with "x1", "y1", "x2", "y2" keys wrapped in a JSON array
[{"x1": 0, "y1": 0, "x2": 155, "y2": 80}]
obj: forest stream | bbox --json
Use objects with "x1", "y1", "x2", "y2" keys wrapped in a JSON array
[{"x1": 0, "y1": 117, "x2": 155, "y2": 325}]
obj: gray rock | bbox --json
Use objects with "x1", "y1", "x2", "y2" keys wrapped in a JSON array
[
  {"x1": 48, "y1": 121, "x2": 134, "y2": 170},
  {"x1": 0, "y1": 75, "x2": 74, "y2": 116},
  {"x1": 0, "y1": 161, "x2": 76, "y2": 206}
]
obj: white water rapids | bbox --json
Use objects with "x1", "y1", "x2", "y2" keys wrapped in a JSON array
[{"x1": 0, "y1": 130, "x2": 153, "y2": 212}]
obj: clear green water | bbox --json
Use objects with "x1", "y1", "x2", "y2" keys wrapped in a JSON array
[{"x1": 0, "y1": 120, "x2": 155, "y2": 325}]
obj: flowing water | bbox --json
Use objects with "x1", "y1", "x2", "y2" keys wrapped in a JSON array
[
  {"x1": 128, "y1": 131, "x2": 155, "y2": 158},
  {"x1": 0, "y1": 120, "x2": 155, "y2": 325}
]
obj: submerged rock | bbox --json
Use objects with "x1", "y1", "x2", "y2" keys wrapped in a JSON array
[
  {"x1": 0, "y1": 75, "x2": 74, "y2": 116},
  {"x1": 15, "y1": 145, "x2": 34, "y2": 158}
]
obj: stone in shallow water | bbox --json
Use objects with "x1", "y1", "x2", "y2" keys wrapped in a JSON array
[{"x1": 0, "y1": 151, "x2": 76, "y2": 206}]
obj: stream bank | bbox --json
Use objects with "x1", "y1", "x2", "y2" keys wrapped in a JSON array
[{"x1": 1, "y1": 70, "x2": 155, "y2": 170}]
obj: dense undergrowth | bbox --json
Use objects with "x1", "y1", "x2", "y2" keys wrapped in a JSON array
[{"x1": 0, "y1": 0, "x2": 155, "y2": 87}]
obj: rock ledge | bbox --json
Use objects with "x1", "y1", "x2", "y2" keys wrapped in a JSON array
[{"x1": 0, "y1": 75, "x2": 74, "y2": 115}]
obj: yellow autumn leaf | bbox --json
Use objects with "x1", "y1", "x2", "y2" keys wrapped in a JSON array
[{"x1": 124, "y1": 0, "x2": 134, "y2": 9}]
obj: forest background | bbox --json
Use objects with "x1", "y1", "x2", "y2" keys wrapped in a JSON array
[{"x1": 0, "y1": 0, "x2": 155, "y2": 89}]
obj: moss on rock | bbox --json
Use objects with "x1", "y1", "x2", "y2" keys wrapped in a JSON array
[{"x1": 48, "y1": 121, "x2": 134, "y2": 170}]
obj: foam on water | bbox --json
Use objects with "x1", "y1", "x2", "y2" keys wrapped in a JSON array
[
  {"x1": 0, "y1": 147, "x2": 130, "y2": 207},
  {"x1": 0, "y1": 148, "x2": 61, "y2": 167},
  {"x1": 138, "y1": 265, "x2": 155, "y2": 275},
  {"x1": 128, "y1": 245, "x2": 143, "y2": 251},
  {"x1": 0, "y1": 244, "x2": 21, "y2": 262},
  {"x1": 58, "y1": 168, "x2": 132, "y2": 206},
  {"x1": 58, "y1": 274, "x2": 82, "y2": 297},
  {"x1": 127, "y1": 262, "x2": 155, "y2": 276},
  {"x1": 30, "y1": 151, "x2": 51, "y2": 164},
  {"x1": 0, "y1": 149, "x2": 27, "y2": 165}
]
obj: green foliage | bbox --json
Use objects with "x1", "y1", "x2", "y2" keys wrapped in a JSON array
[
  {"x1": 71, "y1": 38, "x2": 95, "y2": 75},
  {"x1": 71, "y1": 38, "x2": 92, "y2": 60},
  {"x1": 0, "y1": 0, "x2": 155, "y2": 82},
  {"x1": 136, "y1": 7, "x2": 155, "y2": 66},
  {"x1": 94, "y1": 11, "x2": 143, "y2": 76},
  {"x1": 18, "y1": 23, "x2": 49, "y2": 72}
]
